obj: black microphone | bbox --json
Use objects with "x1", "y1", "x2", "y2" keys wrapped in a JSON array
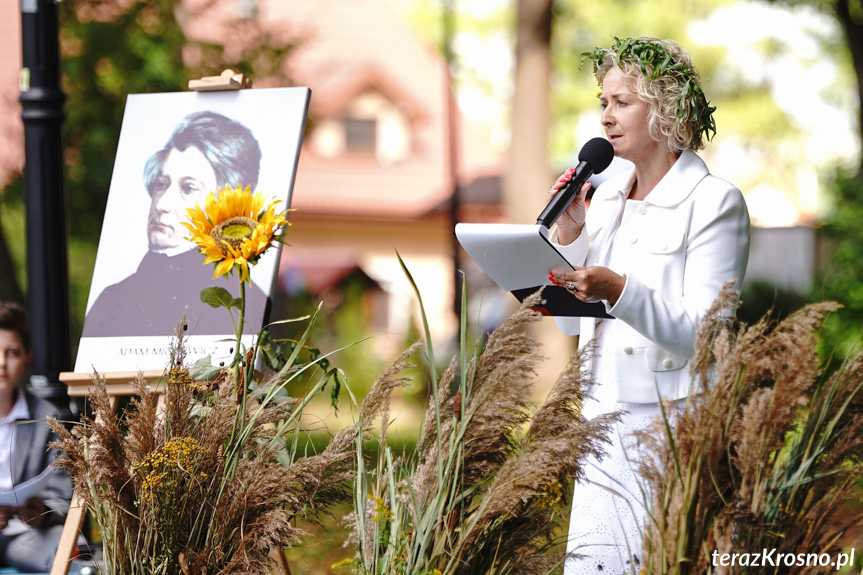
[{"x1": 536, "y1": 137, "x2": 614, "y2": 228}]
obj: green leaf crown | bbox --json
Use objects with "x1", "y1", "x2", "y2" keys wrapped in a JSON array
[{"x1": 580, "y1": 37, "x2": 717, "y2": 144}]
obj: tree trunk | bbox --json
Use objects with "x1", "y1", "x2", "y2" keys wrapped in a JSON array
[
  {"x1": 505, "y1": 0, "x2": 575, "y2": 391},
  {"x1": 505, "y1": 0, "x2": 553, "y2": 224},
  {"x1": 836, "y1": 0, "x2": 863, "y2": 173}
]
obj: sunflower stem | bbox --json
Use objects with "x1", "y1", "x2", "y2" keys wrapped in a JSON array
[
  {"x1": 238, "y1": 280, "x2": 246, "y2": 354},
  {"x1": 226, "y1": 278, "x2": 248, "y2": 478}
]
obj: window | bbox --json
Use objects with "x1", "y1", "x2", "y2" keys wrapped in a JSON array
[{"x1": 344, "y1": 117, "x2": 376, "y2": 153}]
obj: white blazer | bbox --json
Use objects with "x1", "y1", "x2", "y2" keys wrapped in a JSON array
[{"x1": 552, "y1": 149, "x2": 750, "y2": 403}]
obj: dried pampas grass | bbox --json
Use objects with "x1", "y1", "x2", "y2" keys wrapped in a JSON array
[
  {"x1": 637, "y1": 282, "x2": 863, "y2": 574},
  {"x1": 342, "y1": 283, "x2": 618, "y2": 575},
  {"x1": 50, "y1": 320, "x2": 355, "y2": 575}
]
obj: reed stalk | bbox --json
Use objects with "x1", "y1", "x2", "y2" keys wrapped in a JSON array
[{"x1": 339, "y1": 260, "x2": 619, "y2": 575}]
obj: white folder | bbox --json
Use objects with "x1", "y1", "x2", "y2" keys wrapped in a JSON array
[{"x1": 455, "y1": 223, "x2": 611, "y2": 318}]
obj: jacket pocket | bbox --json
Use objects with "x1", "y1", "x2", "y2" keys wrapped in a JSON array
[
  {"x1": 611, "y1": 346, "x2": 691, "y2": 403},
  {"x1": 645, "y1": 345, "x2": 688, "y2": 373},
  {"x1": 643, "y1": 221, "x2": 687, "y2": 255}
]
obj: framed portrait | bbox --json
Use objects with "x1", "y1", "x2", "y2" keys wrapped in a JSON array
[{"x1": 74, "y1": 87, "x2": 310, "y2": 373}]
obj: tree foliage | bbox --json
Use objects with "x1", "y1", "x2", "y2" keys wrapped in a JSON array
[
  {"x1": 811, "y1": 172, "x2": 863, "y2": 358},
  {"x1": 59, "y1": 0, "x2": 293, "y2": 246},
  {"x1": 59, "y1": 0, "x2": 190, "y2": 244},
  {"x1": 764, "y1": 0, "x2": 863, "y2": 171},
  {"x1": 755, "y1": 0, "x2": 863, "y2": 355},
  {"x1": 0, "y1": 0, "x2": 294, "y2": 336}
]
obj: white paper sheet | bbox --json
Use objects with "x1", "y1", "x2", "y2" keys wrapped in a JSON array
[
  {"x1": 0, "y1": 465, "x2": 52, "y2": 507},
  {"x1": 455, "y1": 223, "x2": 568, "y2": 291}
]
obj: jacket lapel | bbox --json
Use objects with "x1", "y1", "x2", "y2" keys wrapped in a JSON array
[{"x1": 11, "y1": 420, "x2": 34, "y2": 485}]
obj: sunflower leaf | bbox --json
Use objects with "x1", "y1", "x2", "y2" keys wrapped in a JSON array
[
  {"x1": 200, "y1": 287, "x2": 242, "y2": 310},
  {"x1": 189, "y1": 355, "x2": 222, "y2": 381}
]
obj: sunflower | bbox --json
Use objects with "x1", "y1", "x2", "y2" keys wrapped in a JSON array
[{"x1": 183, "y1": 185, "x2": 290, "y2": 283}]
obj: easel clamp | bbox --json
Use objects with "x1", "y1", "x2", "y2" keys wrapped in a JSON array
[{"x1": 188, "y1": 69, "x2": 253, "y2": 92}]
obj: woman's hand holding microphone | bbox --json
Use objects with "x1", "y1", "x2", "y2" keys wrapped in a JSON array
[
  {"x1": 547, "y1": 168, "x2": 590, "y2": 246},
  {"x1": 547, "y1": 170, "x2": 625, "y2": 305}
]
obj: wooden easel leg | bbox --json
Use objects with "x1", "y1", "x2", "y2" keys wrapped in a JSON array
[
  {"x1": 50, "y1": 492, "x2": 86, "y2": 575},
  {"x1": 156, "y1": 392, "x2": 167, "y2": 416},
  {"x1": 51, "y1": 396, "x2": 118, "y2": 574}
]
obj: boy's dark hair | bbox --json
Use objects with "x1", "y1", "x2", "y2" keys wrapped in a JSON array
[{"x1": 0, "y1": 302, "x2": 30, "y2": 354}]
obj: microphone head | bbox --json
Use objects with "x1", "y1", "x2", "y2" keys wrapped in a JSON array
[{"x1": 578, "y1": 137, "x2": 615, "y2": 174}]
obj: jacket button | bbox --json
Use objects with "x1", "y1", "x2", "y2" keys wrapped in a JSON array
[
  {"x1": 662, "y1": 358, "x2": 674, "y2": 369},
  {"x1": 623, "y1": 346, "x2": 633, "y2": 355}
]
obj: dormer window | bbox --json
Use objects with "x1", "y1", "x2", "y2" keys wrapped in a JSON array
[
  {"x1": 344, "y1": 117, "x2": 376, "y2": 153},
  {"x1": 308, "y1": 90, "x2": 412, "y2": 165}
]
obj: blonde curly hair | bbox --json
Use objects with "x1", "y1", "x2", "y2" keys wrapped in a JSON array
[{"x1": 590, "y1": 37, "x2": 715, "y2": 154}]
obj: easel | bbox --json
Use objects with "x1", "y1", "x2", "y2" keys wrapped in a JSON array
[
  {"x1": 50, "y1": 371, "x2": 164, "y2": 575},
  {"x1": 50, "y1": 70, "x2": 291, "y2": 575}
]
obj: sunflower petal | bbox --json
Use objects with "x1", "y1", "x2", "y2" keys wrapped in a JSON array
[{"x1": 184, "y1": 184, "x2": 291, "y2": 281}]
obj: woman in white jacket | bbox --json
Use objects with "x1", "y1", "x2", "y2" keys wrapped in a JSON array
[{"x1": 548, "y1": 38, "x2": 750, "y2": 574}]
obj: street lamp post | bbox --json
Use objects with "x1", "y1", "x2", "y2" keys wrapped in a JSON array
[{"x1": 19, "y1": 0, "x2": 72, "y2": 404}]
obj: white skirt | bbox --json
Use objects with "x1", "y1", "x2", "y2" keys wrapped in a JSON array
[{"x1": 564, "y1": 320, "x2": 661, "y2": 575}]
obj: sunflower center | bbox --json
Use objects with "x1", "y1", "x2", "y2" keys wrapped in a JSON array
[{"x1": 210, "y1": 217, "x2": 258, "y2": 254}]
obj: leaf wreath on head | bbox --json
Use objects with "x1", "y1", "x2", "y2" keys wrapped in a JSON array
[{"x1": 580, "y1": 36, "x2": 717, "y2": 145}]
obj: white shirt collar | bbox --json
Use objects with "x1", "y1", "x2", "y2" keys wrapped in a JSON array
[{"x1": 2, "y1": 391, "x2": 30, "y2": 425}]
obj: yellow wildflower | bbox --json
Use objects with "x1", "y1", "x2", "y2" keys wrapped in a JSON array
[
  {"x1": 539, "y1": 480, "x2": 564, "y2": 509},
  {"x1": 167, "y1": 367, "x2": 192, "y2": 387},
  {"x1": 183, "y1": 185, "x2": 290, "y2": 283},
  {"x1": 331, "y1": 558, "x2": 356, "y2": 569},
  {"x1": 133, "y1": 437, "x2": 209, "y2": 501},
  {"x1": 368, "y1": 494, "x2": 393, "y2": 522}
]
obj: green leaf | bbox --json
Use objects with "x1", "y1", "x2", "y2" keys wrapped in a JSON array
[
  {"x1": 265, "y1": 385, "x2": 294, "y2": 407},
  {"x1": 189, "y1": 355, "x2": 222, "y2": 381},
  {"x1": 200, "y1": 287, "x2": 242, "y2": 310},
  {"x1": 259, "y1": 338, "x2": 286, "y2": 372},
  {"x1": 188, "y1": 403, "x2": 213, "y2": 418}
]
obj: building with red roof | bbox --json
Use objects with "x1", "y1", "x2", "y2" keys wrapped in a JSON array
[
  {"x1": 182, "y1": 0, "x2": 505, "y2": 351},
  {"x1": 0, "y1": 0, "x2": 505, "y2": 353},
  {"x1": 0, "y1": 1, "x2": 25, "y2": 187}
]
